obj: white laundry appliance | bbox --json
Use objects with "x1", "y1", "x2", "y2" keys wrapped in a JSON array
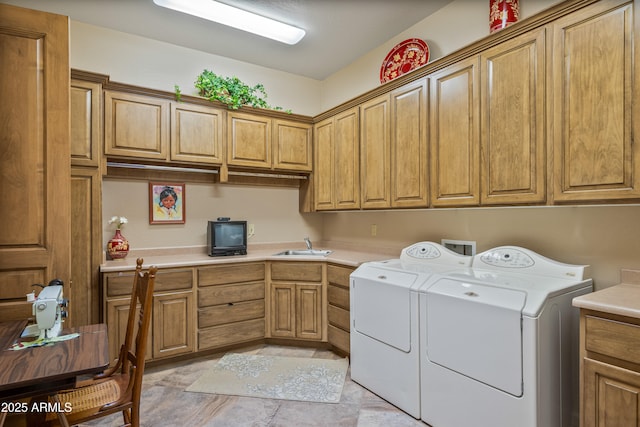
[
  {"x1": 420, "y1": 246, "x2": 592, "y2": 427},
  {"x1": 350, "y1": 242, "x2": 472, "y2": 418}
]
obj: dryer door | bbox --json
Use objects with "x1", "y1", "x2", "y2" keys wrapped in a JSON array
[
  {"x1": 351, "y1": 266, "x2": 418, "y2": 352},
  {"x1": 425, "y1": 278, "x2": 526, "y2": 396}
]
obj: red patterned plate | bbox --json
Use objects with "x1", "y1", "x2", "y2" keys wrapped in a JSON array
[{"x1": 380, "y1": 38, "x2": 430, "y2": 84}]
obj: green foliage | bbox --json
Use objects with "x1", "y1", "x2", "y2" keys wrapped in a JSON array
[
  {"x1": 189, "y1": 69, "x2": 284, "y2": 111},
  {"x1": 174, "y1": 84, "x2": 182, "y2": 102}
]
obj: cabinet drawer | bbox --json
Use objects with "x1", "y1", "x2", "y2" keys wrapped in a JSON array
[
  {"x1": 199, "y1": 300, "x2": 265, "y2": 328},
  {"x1": 270, "y1": 262, "x2": 322, "y2": 282},
  {"x1": 198, "y1": 318, "x2": 265, "y2": 350},
  {"x1": 328, "y1": 264, "x2": 354, "y2": 287},
  {"x1": 328, "y1": 284, "x2": 349, "y2": 310},
  {"x1": 198, "y1": 262, "x2": 264, "y2": 286},
  {"x1": 198, "y1": 282, "x2": 264, "y2": 307},
  {"x1": 105, "y1": 268, "x2": 192, "y2": 297},
  {"x1": 586, "y1": 315, "x2": 640, "y2": 365},
  {"x1": 328, "y1": 304, "x2": 350, "y2": 332}
]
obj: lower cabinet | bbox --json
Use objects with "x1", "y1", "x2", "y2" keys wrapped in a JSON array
[
  {"x1": 103, "y1": 267, "x2": 195, "y2": 363},
  {"x1": 580, "y1": 310, "x2": 640, "y2": 427},
  {"x1": 269, "y1": 262, "x2": 324, "y2": 341},
  {"x1": 327, "y1": 264, "x2": 353, "y2": 354},
  {"x1": 197, "y1": 262, "x2": 265, "y2": 350}
]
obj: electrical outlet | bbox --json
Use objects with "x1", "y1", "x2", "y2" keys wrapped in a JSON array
[
  {"x1": 248, "y1": 223, "x2": 255, "y2": 236},
  {"x1": 371, "y1": 224, "x2": 377, "y2": 237}
]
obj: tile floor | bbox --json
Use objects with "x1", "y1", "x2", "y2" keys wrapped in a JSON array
[{"x1": 83, "y1": 344, "x2": 426, "y2": 427}]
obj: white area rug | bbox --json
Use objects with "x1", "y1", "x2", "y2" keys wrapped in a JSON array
[{"x1": 186, "y1": 353, "x2": 349, "y2": 403}]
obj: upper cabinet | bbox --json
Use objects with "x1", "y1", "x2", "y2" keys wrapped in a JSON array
[
  {"x1": 360, "y1": 94, "x2": 391, "y2": 209},
  {"x1": 273, "y1": 119, "x2": 313, "y2": 172},
  {"x1": 551, "y1": 0, "x2": 640, "y2": 202},
  {"x1": 71, "y1": 80, "x2": 103, "y2": 168},
  {"x1": 429, "y1": 56, "x2": 481, "y2": 207},
  {"x1": 480, "y1": 27, "x2": 547, "y2": 205},
  {"x1": 104, "y1": 91, "x2": 170, "y2": 160},
  {"x1": 171, "y1": 102, "x2": 224, "y2": 165},
  {"x1": 390, "y1": 79, "x2": 429, "y2": 208},
  {"x1": 313, "y1": 107, "x2": 360, "y2": 211}
]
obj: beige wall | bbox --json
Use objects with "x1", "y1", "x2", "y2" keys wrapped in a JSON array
[
  {"x1": 322, "y1": 205, "x2": 640, "y2": 290},
  {"x1": 102, "y1": 179, "x2": 322, "y2": 249}
]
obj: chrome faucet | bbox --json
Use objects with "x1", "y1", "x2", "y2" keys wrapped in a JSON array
[{"x1": 304, "y1": 237, "x2": 312, "y2": 250}]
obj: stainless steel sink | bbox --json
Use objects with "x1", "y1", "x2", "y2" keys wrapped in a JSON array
[{"x1": 273, "y1": 249, "x2": 333, "y2": 256}]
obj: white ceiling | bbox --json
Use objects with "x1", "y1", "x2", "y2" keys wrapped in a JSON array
[{"x1": 2, "y1": 0, "x2": 454, "y2": 80}]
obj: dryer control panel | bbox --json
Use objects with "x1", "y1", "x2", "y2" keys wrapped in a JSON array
[{"x1": 479, "y1": 248, "x2": 534, "y2": 268}]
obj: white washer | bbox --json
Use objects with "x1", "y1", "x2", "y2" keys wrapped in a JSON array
[
  {"x1": 420, "y1": 246, "x2": 592, "y2": 427},
  {"x1": 350, "y1": 242, "x2": 472, "y2": 418}
]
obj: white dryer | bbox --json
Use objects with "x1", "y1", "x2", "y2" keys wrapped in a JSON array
[
  {"x1": 350, "y1": 242, "x2": 472, "y2": 418},
  {"x1": 420, "y1": 246, "x2": 592, "y2": 427}
]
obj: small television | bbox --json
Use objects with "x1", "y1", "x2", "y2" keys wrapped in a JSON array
[{"x1": 207, "y1": 220, "x2": 247, "y2": 256}]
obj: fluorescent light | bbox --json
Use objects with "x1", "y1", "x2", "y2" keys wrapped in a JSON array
[{"x1": 153, "y1": 0, "x2": 305, "y2": 45}]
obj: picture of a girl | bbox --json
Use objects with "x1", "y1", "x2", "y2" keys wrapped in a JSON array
[{"x1": 150, "y1": 183, "x2": 185, "y2": 224}]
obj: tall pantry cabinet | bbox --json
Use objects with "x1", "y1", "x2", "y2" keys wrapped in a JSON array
[{"x1": 0, "y1": 4, "x2": 71, "y2": 321}]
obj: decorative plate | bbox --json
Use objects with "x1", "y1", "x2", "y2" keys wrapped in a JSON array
[{"x1": 380, "y1": 38, "x2": 430, "y2": 84}]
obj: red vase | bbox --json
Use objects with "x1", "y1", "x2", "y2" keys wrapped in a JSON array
[
  {"x1": 107, "y1": 229, "x2": 130, "y2": 260},
  {"x1": 490, "y1": 0, "x2": 519, "y2": 33}
]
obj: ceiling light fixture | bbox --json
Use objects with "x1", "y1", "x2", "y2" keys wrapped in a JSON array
[{"x1": 152, "y1": 0, "x2": 306, "y2": 45}]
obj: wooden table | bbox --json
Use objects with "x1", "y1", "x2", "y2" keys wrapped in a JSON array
[{"x1": 0, "y1": 321, "x2": 109, "y2": 401}]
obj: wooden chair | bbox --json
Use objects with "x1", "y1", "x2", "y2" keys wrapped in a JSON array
[{"x1": 29, "y1": 258, "x2": 157, "y2": 427}]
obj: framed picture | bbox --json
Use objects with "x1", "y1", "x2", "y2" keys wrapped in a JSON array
[{"x1": 149, "y1": 182, "x2": 185, "y2": 224}]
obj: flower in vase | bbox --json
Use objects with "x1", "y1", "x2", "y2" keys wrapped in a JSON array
[{"x1": 108, "y1": 216, "x2": 128, "y2": 230}]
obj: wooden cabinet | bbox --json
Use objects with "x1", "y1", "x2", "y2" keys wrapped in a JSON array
[
  {"x1": 391, "y1": 79, "x2": 429, "y2": 208},
  {"x1": 227, "y1": 112, "x2": 312, "y2": 172},
  {"x1": 360, "y1": 94, "x2": 391, "y2": 208},
  {"x1": 551, "y1": 0, "x2": 640, "y2": 202},
  {"x1": 580, "y1": 310, "x2": 640, "y2": 427},
  {"x1": 103, "y1": 267, "x2": 195, "y2": 363},
  {"x1": 327, "y1": 264, "x2": 354, "y2": 355},
  {"x1": 0, "y1": 5, "x2": 70, "y2": 321},
  {"x1": 171, "y1": 102, "x2": 224, "y2": 165},
  {"x1": 273, "y1": 119, "x2": 313, "y2": 171},
  {"x1": 429, "y1": 55, "x2": 481, "y2": 207},
  {"x1": 313, "y1": 107, "x2": 360, "y2": 210},
  {"x1": 480, "y1": 28, "x2": 546, "y2": 205},
  {"x1": 197, "y1": 262, "x2": 265, "y2": 350},
  {"x1": 104, "y1": 90, "x2": 170, "y2": 160},
  {"x1": 269, "y1": 262, "x2": 324, "y2": 341},
  {"x1": 70, "y1": 77, "x2": 104, "y2": 327}
]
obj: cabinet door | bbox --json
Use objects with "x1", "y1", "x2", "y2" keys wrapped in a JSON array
[
  {"x1": 153, "y1": 291, "x2": 194, "y2": 359},
  {"x1": 430, "y1": 56, "x2": 480, "y2": 207},
  {"x1": 360, "y1": 94, "x2": 391, "y2": 209},
  {"x1": 270, "y1": 283, "x2": 296, "y2": 338},
  {"x1": 227, "y1": 112, "x2": 271, "y2": 168},
  {"x1": 552, "y1": 0, "x2": 640, "y2": 202},
  {"x1": 583, "y1": 357, "x2": 640, "y2": 427},
  {"x1": 70, "y1": 167, "x2": 102, "y2": 327},
  {"x1": 335, "y1": 108, "x2": 361, "y2": 209},
  {"x1": 313, "y1": 117, "x2": 335, "y2": 210},
  {"x1": 273, "y1": 119, "x2": 312, "y2": 171},
  {"x1": 297, "y1": 284, "x2": 323, "y2": 340},
  {"x1": 480, "y1": 28, "x2": 546, "y2": 205},
  {"x1": 106, "y1": 298, "x2": 151, "y2": 364},
  {"x1": 171, "y1": 102, "x2": 223, "y2": 165},
  {"x1": 0, "y1": 5, "x2": 70, "y2": 321},
  {"x1": 391, "y1": 79, "x2": 429, "y2": 207},
  {"x1": 104, "y1": 91, "x2": 169, "y2": 160},
  {"x1": 71, "y1": 80, "x2": 102, "y2": 167}
]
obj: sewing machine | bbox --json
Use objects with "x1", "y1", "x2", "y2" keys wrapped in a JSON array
[{"x1": 30, "y1": 280, "x2": 68, "y2": 339}]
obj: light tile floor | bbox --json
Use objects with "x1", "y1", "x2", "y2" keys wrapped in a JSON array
[{"x1": 82, "y1": 344, "x2": 426, "y2": 427}]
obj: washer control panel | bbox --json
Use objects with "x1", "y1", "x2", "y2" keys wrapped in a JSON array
[
  {"x1": 404, "y1": 242, "x2": 442, "y2": 259},
  {"x1": 400, "y1": 242, "x2": 473, "y2": 267},
  {"x1": 479, "y1": 248, "x2": 535, "y2": 268}
]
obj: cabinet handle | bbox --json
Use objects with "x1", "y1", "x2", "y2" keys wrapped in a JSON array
[{"x1": 228, "y1": 302, "x2": 234, "y2": 306}]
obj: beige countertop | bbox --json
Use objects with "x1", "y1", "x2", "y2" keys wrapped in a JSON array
[
  {"x1": 100, "y1": 241, "x2": 403, "y2": 273},
  {"x1": 573, "y1": 269, "x2": 640, "y2": 318}
]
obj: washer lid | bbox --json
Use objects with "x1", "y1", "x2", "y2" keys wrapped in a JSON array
[{"x1": 426, "y1": 278, "x2": 526, "y2": 396}]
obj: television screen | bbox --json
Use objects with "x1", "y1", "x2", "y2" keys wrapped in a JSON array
[{"x1": 214, "y1": 222, "x2": 245, "y2": 247}]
